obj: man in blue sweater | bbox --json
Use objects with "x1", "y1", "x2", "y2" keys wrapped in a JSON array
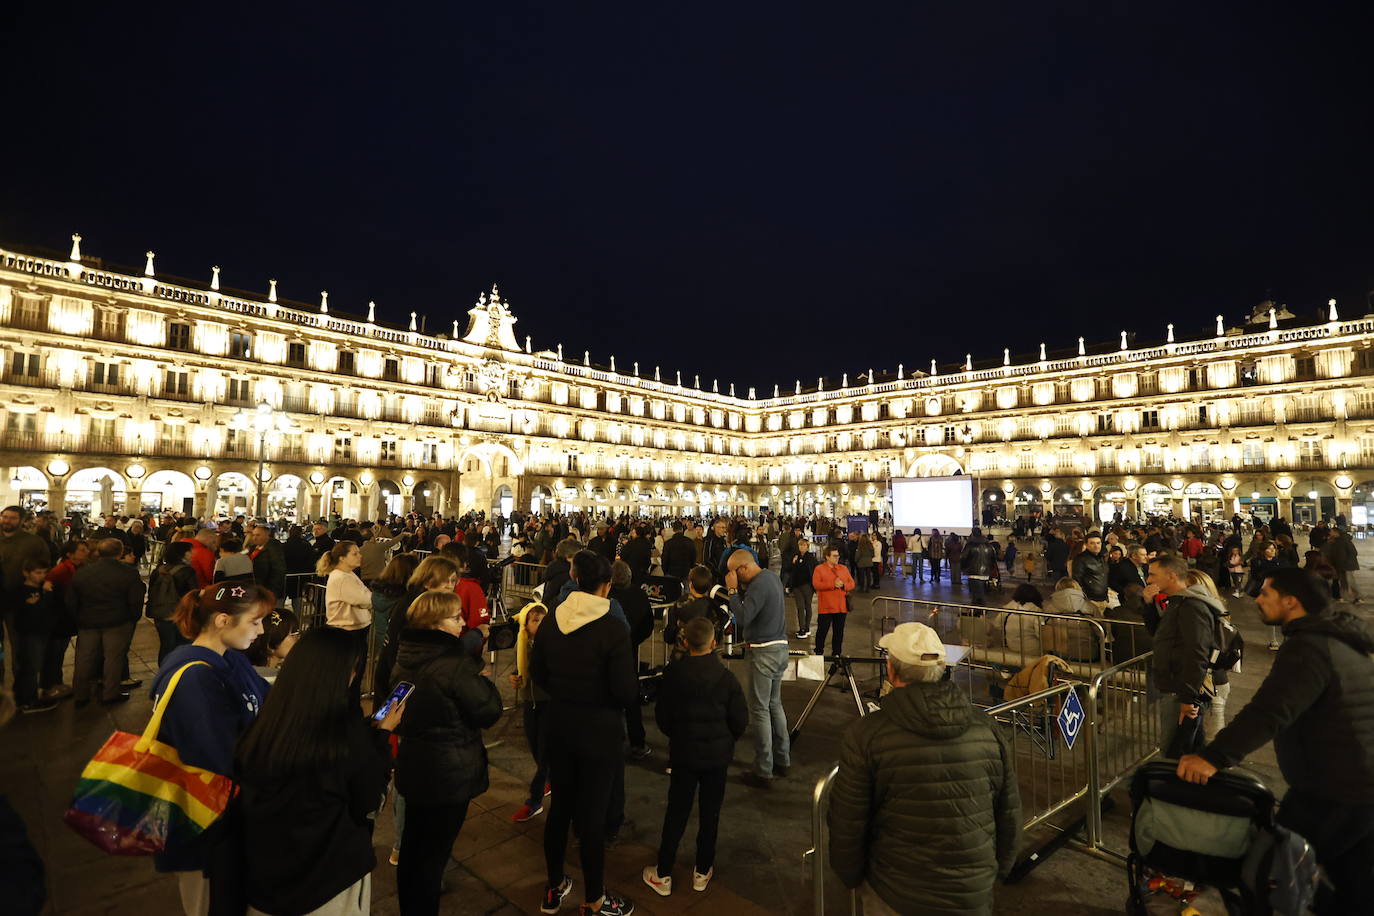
[{"x1": 724, "y1": 549, "x2": 791, "y2": 789}]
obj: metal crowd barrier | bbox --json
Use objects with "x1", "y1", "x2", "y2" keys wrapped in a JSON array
[
  {"x1": 502, "y1": 561, "x2": 548, "y2": 609},
  {"x1": 806, "y1": 652, "x2": 1161, "y2": 913},
  {"x1": 282, "y1": 572, "x2": 318, "y2": 615}
]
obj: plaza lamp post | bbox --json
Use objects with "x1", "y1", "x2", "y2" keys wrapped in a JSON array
[{"x1": 231, "y1": 401, "x2": 291, "y2": 519}]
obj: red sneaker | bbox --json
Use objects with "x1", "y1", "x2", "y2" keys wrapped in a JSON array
[{"x1": 512, "y1": 802, "x2": 544, "y2": 823}]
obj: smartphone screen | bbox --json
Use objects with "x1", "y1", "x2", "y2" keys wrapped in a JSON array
[{"x1": 373, "y1": 681, "x2": 414, "y2": 722}]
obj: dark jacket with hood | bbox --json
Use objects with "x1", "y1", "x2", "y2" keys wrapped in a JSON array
[
  {"x1": 391, "y1": 627, "x2": 503, "y2": 805},
  {"x1": 66, "y1": 556, "x2": 146, "y2": 629},
  {"x1": 828, "y1": 679, "x2": 1021, "y2": 915},
  {"x1": 1201, "y1": 611, "x2": 1374, "y2": 803},
  {"x1": 654, "y1": 651, "x2": 747, "y2": 770},
  {"x1": 1152, "y1": 587, "x2": 1221, "y2": 703},
  {"x1": 530, "y1": 589, "x2": 639, "y2": 758}
]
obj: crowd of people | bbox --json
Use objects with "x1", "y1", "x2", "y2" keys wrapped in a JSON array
[{"x1": 2, "y1": 500, "x2": 1373, "y2": 913}]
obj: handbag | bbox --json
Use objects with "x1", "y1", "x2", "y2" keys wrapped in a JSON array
[{"x1": 64, "y1": 661, "x2": 234, "y2": 856}]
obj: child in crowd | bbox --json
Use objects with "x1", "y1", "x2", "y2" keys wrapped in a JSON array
[
  {"x1": 642, "y1": 617, "x2": 747, "y2": 898},
  {"x1": 12, "y1": 560, "x2": 57, "y2": 713},
  {"x1": 1226, "y1": 546, "x2": 1246, "y2": 597},
  {"x1": 509, "y1": 602, "x2": 551, "y2": 823}
]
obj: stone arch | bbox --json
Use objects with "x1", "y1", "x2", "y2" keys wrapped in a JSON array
[
  {"x1": 905, "y1": 453, "x2": 965, "y2": 478},
  {"x1": 322, "y1": 475, "x2": 361, "y2": 520},
  {"x1": 413, "y1": 479, "x2": 446, "y2": 516},
  {"x1": 3, "y1": 465, "x2": 50, "y2": 513},
  {"x1": 143, "y1": 469, "x2": 197, "y2": 516},
  {"x1": 67, "y1": 466, "x2": 128, "y2": 518},
  {"x1": 374, "y1": 477, "x2": 404, "y2": 518},
  {"x1": 266, "y1": 473, "x2": 306, "y2": 522},
  {"x1": 455, "y1": 441, "x2": 524, "y2": 477},
  {"x1": 214, "y1": 472, "x2": 256, "y2": 519}
]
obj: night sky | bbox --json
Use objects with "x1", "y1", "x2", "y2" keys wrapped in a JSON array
[{"x1": 4, "y1": 3, "x2": 1373, "y2": 393}]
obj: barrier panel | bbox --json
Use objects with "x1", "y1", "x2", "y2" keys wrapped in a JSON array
[
  {"x1": 282, "y1": 572, "x2": 317, "y2": 615},
  {"x1": 985, "y1": 680, "x2": 1089, "y2": 834},
  {"x1": 805, "y1": 765, "x2": 857, "y2": 916},
  {"x1": 502, "y1": 561, "x2": 547, "y2": 609},
  {"x1": 1083, "y1": 651, "x2": 1159, "y2": 857}
]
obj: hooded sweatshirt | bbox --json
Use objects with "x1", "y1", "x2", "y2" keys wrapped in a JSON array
[
  {"x1": 530, "y1": 590, "x2": 639, "y2": 757},
  {"x1": 1201, "y1": 611, "x2": 1374, "y2": 803},
  {"x1": 827, "y1": 679, "x2": 1021, "y2": 915}
]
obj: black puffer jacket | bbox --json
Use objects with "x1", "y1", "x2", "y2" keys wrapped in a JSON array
[
  {"x1": 66, "y1": 557, "x2": 146, "y2": 629},
  {"x1": 961, "y1": 535, "x2": 998, "y2": 578},
  {"x1": 1201, "y1": 611, "x2": 1374, "y2": 803},
  {"x1": 1071, "y1": 549, "x2": 1109, "y2": 601},
  {"x1": 654, "y1": 652, "x2": 747, "y2": 770},
  {"x1": 661, "y1": 534, "x2": 697, "y2": 580},
  {"x1": 1151, "y1": 592, "x2": 1217, "y2": 704},
  {"x1": 829, "y1": 679, "x2": 1021, "y2": 915},
  {"x1": 531, "y1": 590, "x2": 638, "y2": 758},
  {"x1": 391, "y1": 627, "x2": 503, "y2": 805}
]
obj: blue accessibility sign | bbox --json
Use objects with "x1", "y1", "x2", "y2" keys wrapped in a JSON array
[{"x1": 1057, "y1": 688, "x2": 1085, "y2": 750}]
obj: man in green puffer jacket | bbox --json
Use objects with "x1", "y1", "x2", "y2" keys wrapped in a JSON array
[{"x1": 829, "y1": 622, "x2": 1021, "y2": 915}]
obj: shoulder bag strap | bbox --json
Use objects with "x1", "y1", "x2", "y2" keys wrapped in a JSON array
[{"x1": 135, "y1": 661, "x2": 210, "y2": 753}]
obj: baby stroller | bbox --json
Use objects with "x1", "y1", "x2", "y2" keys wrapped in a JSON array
[{"x1": 1126, "y1": 762, "x2": 1320, "y2": 915}]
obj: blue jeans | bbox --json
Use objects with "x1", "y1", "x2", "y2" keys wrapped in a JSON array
[{"x1": 747, "y1": 644, "x2": 791, "y2": 778}]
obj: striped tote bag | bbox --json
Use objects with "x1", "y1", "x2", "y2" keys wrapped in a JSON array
[{"x1": 64, "y1": 661, "x2": 234, "y2": 855}]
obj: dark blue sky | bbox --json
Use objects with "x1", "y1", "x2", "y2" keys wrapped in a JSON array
[{"x1": 4, "y1": 2, "x2": 1372, "y2": 391}]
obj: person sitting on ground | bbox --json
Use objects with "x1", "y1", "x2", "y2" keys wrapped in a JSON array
[
  {"x1": 1046, "y1": 577, "x2": 1091, "y2": 616},
  {"x1": 641, "y1": 617, "x2": 747, "y2": 899},
  {"x1": 829, "y1": 622, "x2": 1021, "y2": 915},
  {"x1": 994, "y1": 583, "x2": 1044, "y2": 658}
]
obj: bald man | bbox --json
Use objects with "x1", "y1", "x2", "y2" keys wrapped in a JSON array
[{"x1": 724, "y1": 548, "x2": 792, "y2": 788}]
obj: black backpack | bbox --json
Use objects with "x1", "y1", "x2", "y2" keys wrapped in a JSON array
[
  {"x1": 1208, "y1": 608, "x2": 1245, "y2": 672},
  {"x1": 146, "y1": 565, "x2": 187, "y2": 620}
]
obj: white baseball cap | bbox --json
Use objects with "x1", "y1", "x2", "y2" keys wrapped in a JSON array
[{"x1": 878, "y1": 622, "x2": 946, "y2": 667}]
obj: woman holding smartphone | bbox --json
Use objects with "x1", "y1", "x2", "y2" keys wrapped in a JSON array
[
  {"x1": 391, "y1": 590, "x2": 503, "y2": 915},
  {"x1": 235, "y1": 627, "x2": 401, "y2": 915}
]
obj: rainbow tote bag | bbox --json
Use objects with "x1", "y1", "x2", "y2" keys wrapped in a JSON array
[{"x1": 64, "y1": 661, "x2": 234, "y2": 855}]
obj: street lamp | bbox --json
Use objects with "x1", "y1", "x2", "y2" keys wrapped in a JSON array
[{"x1": 231, "y1": 401, "x2": 291, "y2": 518}]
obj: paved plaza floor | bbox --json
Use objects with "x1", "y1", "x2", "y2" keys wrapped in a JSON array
[{"x1": 5, "y1": 549, "x2": 1370, "y2": 915}]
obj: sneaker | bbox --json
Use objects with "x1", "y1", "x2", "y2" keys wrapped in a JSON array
[
  {"x1": 628, "y1": 745, "x2": 652, "y2": 761},
  {"x1": 541, "y1": 876, "x2": 573, "y2": 914},
  {"x1": 512, "y1": 802, "x2": 544, "y2": 823},
  {"x1": 1268, "y1": 643, "x2": 1281, "y2": 651},
  {"x1": 43, "y1": 684, "x2": 73, "y2": 701},
  {"x1": 773, "y1": 764, "x2": 789, "y2": 778},
  {"x1": 544, "y1": 782, "x2": 552, "y2": 797},
  {"x1": 388, "y1": 847, "x2": 399, "y2": 866},
  {"x1": 692, "y1": 868, "x2": 713, "y2": 892},
  {"x1": 740, "y1": 772, "x2": 772, "y2": 790},
  {"x1": 579, "y1": 892, "x2": 634, "y2": 915},
  {"x1": 120, "y1": 678, "x2": 143, "y2": 690},
  {"x1": 20, "y1": 699, "x2": 59, "y2": 714},
  {"x1": 641, "y1": 866, "x2": 672, "y2": 897},
  {"x1": 800, "y1": 629, "x2": 811, "y2": 639}
]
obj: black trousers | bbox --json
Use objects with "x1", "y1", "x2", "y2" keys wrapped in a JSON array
[
  {"x1": 656, "y1": 765, "x2": 727, "y2": 877},
  {"x1": 626, "y1": 701, "x2": 646, "y2": 748},
  {"x1": 41, "y1": 634, "x2": 68, "y2": 690},
  {"x1": 544, "y1": 744, "x2": 618, "y2": 903},
  {"x1": 397, "y1": 799, "x2": 470, "y2": 916},
  {"x1": 815, "y1": 613, "x2": 846, "y2": 657},
  {"x1": 331, "y1": 625, "x2": 370, "y2": 711},
  {"x1": 522, "y1": 702, "x2": 550, "y2": 808}
]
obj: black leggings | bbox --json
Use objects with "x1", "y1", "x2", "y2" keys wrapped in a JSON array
[
  {"x1": 397, "y1": 799, "x2": 469, "y2": 916},
  {"x1": 544, "y1": 745, "x2": 619, "y2": 903},
  {"x1": 815, "y1": 613, "x2": 846, "y2": 657}
]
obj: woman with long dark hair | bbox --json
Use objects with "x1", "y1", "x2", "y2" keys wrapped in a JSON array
[
  {"x1": 235, "y1": 627, "x2": 401, "y2": 915},
  {"x1": 392, "y1": 591, "x2": 502, "y2": 915}
]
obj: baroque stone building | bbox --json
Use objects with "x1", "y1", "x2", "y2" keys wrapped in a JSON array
[{"x1": 3, "y1": 234, "x2": 1374, "y2": 527}]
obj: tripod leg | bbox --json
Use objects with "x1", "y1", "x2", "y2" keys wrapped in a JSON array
[
  {"x1": 842, "y1": 661, "x2": 867, "y2": 716},
  {"x1": 790, "y1": 662, "x2": 837, "y2": 742}
]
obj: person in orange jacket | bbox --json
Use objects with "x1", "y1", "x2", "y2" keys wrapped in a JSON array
[{"x1": 811, "y1": 545, "x2": 856, "y2": 657}]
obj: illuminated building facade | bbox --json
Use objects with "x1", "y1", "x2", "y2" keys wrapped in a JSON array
[{"x1": 3, "y1": 235, "x2": 1374, "y2": 527}]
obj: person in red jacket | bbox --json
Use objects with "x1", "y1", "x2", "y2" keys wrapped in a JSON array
[
  {"x1": 183, "y1": 527, "x2": 220, "y2": 588},
  {"x1": 811, "y1": 545, "x2": 856, "y2": 657},
  {"x1": 441, "y1": 543, "x2": 489, "y2": 652}
]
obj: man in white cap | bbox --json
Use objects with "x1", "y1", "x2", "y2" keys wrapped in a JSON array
[{"x1": 828, "y1": 622, "x2": 1021, "y2": 915}]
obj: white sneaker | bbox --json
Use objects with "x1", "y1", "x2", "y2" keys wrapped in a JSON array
[
  {"x1": 692, "y1": 868, "x2": 713, "y2": 892},
  {"x1": 642, "y1": 866, "x2": 672, "y2": 896}
]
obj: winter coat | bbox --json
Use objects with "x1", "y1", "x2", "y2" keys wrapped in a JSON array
[
  {"x1": 283, "y1": 535, "x2": 316, "y2": 575},
  {"x1": 619, "y1": 537, "x2": 652, "y2": 584},
  {"x1": 248, "y1": 539, "x2": 286, "y2": 599},
  {"x1": 65, "y1": 557, "x2": 146, "y2": 629},
  {"x1": 391, "y1": 627, "x2": 503, "y2": 805},
  {"x1": 1151, "y1": 590, "x2": 1219, "y2": 704},
  {"x1": 812, "y1": 562, "x2": 856, "y2": 614},
  {"x1": 661, "y1": 533, "x2": 697, "y2": 579},
  {"x1": 855, "y1": 538, "x2": 875, "y2": 568},
  {"x1": 530, "y1": 590, "x2": 639, "y2": 757},
  {"x1": 962, "y1": 536, "x2": 998, "y2": 578},
  {"x1": 1071, "y1": 549, "x2": 1110, "y2": 601},
  {"x1": 1047, "y1": 587, "x2": 1091, "y2": 617},
  {"x1": 665, "y1": 594, "x2": 728, "y2": 647},
  {"x1": 993, "y1": 601, "x2": 1043, "y2": 658},
  {"x1": 1201, "y1": 611, "x2": 1374, "y2": 803},
  {"x1": 828, "y1": 680, "x2": 1021, "y2": 915},
  {"x1": 653, "y1": 652, "x2": 747, "y2": 770},
  {"x1": 238, "y1": 719, "x2": 392, "y2": 915},
  {"x1": 789, "y1": 552, "x2": 818, "y2": 592},
  {"x1": 1043, "y1": 536, "x2": 1069, "y2": 571},
  {"x1": 610, "y1": 584, "x2": 655, "y2": 647},
  {"x1": 0, "y1": 530, "x2": 48, "y2": 593},
  {"x1": 1322, "y1": 534, "x2": 1359, "y2": 573}
]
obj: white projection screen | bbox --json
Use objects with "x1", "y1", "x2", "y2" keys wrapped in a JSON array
[{"x1": 890, "y1": 476, "x2": 975, "y2": 535}]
